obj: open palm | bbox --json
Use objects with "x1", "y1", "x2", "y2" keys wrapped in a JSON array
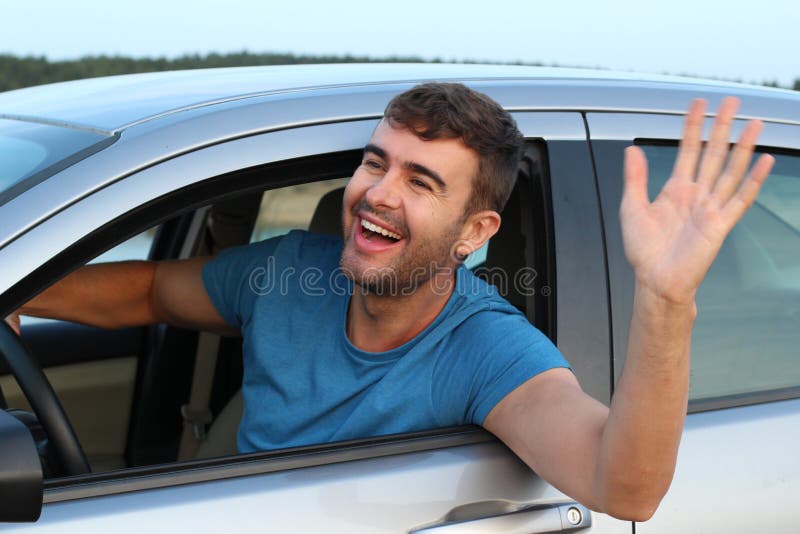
[{"x1": 621, "y1": 97, "x2": 775, "y2": 304}]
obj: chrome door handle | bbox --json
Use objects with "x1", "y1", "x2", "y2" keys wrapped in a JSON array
[{"x1": 409, "y1": 500, "x2": 591, "y2": 533}]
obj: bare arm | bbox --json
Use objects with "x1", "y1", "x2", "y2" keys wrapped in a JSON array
[
  {"x1": 485, "y1": 97, "x2": 774, "y2": 520},
  {"x1": 11, "y1": 258, "x2": 238, "y2": 337}
]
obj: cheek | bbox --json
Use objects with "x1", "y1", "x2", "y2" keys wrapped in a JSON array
[
  {"x1": 341, "y1": 174, "x2": 368, "y2": 233},
  {"x1": 398, "y1": 199, "x2": 438, "y2": 243},
  {"x1": 418, "y1": 201, "x2": 467, "y2": 247},
  {"x1": 412, "y1": 195, "x2": 457, "y2": 229}
]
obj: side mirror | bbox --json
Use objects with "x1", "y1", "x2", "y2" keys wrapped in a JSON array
[{"x1": 0, "y1": 409, "x2": 43, "y2": 522}]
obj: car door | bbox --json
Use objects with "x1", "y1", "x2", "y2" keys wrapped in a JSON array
[
  {"x1": 0, "y1": 102, "x2": 628, "y2": 532},
  {"x1": 589, "y1": 104, "x2": 800, "y2": 532}
]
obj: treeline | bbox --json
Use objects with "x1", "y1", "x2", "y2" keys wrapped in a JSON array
[
  {"x1": 1, "y1": 52, "x2": 797, "y2": 93},
  {"x1": 0, "y1": 52, "x2": 434, "y2": 92}
]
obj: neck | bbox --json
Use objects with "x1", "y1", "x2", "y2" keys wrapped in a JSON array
[{"x1": 347, "y1": 268, "x2": 458, "y2": 353}]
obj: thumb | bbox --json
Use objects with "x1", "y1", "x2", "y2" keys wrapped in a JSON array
[{"x1": 622, "y1": 146, "x2": 650, "y2": 210}]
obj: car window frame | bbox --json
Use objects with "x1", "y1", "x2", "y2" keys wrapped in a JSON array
[
  {"x1": 3, "y1": 146, "x2": 498, "y2": 500},
  {"x1": 0, "y1": 111, "x2": 611, "y2": 504}
]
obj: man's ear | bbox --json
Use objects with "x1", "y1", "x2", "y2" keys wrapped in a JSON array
[{"x1": 454, "y1": 210, "x2": 501, "y2": 260}]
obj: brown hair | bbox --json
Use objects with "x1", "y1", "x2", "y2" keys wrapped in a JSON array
[{"x1": 383, "y1": 82, "x2": 524, "y2": 214}]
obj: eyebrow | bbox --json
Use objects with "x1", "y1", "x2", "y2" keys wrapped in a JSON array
[
  {"x1": 364, "y1": 143, "x2": 387, "y2": 160},
  {"x1": 363, "y1": 143, "x2": 448, "y2": 191}
]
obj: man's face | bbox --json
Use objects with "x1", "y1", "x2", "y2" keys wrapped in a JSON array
[{"x1": 340, "y1": 120, "x2": 479, "y2": 294}]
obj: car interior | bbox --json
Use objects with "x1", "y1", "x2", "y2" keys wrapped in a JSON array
[{"x1": 0, "y1": 143, "x2": 556, "y2": 478}]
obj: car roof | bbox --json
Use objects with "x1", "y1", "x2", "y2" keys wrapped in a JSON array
[{"x1": 2, "y1": 63, "x2": 799, "y2": 133}]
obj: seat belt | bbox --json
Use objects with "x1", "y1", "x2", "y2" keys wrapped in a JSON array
[
  {"x1": 177, "y1": 196, "x2": 261, "y2": 460},
  {"x1": 178, "y1": 332, "x2": 220, "y2": 460},
  {"x1": 177, "y1": 209, "x2": 220, "y2": 461}
]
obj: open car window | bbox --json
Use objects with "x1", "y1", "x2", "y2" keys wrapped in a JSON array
[{"x1": 1, "y1": 138, "x2": 559, "y2": 485}]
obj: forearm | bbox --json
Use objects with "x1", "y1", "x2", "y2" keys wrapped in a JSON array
[
  {"x1": 596, "y1": 282, "x2": 695, "y2": 518},
  {"x1": 19, "y1": 261, "x2": 160, "y2": 329}
]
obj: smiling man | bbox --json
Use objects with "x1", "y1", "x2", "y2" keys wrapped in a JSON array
[
  {"x1": 339, "y1": 86, "x2": 515, "y2": 349},
  {"x1": 197, "y1": 85, "x2": 567, "y2": 458},
  {"x1": 7, "y1": 83, "x2": 773, "y2": 521}
]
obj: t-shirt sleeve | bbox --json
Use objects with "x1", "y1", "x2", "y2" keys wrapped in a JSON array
[
  {"x1": 201, "y1": 236, "x2": 284, "y2": 330},
  {"x1": 434, "y1": 311, "x2": 571, "y2": 426}
]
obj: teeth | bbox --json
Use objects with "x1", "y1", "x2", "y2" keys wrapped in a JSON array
[{"x1": 361, "y1": 219, "x2": 401, "y2": 240}]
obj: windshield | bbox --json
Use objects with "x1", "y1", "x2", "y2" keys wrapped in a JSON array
[{"x1": 0, "y1": 118, "x2": 113, "y2": 206}]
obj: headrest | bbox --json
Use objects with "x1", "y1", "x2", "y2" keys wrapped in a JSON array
[{"x1": 309, "y1": 187, "x2": 345, "y2": 237}]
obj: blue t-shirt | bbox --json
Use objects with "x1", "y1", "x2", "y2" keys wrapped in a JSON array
[{"x1": 202, "y1": 230, "x2": 569, "y2": 453}]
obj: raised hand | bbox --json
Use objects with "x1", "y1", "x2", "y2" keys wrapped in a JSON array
[{"x1": 620, "y1": 97, "x2": 775, "y2": 305}]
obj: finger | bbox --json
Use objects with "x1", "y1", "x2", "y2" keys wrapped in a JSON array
[
  {"x1": 697, "y1": 97, "x2": 740, "y2": 189},
  {"x1": 721, "y1": 153, "x2": 775, "y2": 223},
  {"x1": 622, "y1": 146, "x2": 650, "y2": 210},
  {"x1": 672, "y1": 99, "x2": 707, "y2": 180},
  {"x1": 712, "y1": 119, "x2": 764, "y2": 204}
]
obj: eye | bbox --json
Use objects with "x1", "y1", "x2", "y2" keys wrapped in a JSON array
[
  {"x1": 411, "y1": 178, "x2": 431, "y2": 190},
  {"x1": 363, "y1": 159, "x2": 383, "y2": 170}
]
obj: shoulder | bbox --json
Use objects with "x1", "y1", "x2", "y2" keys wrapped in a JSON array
[
  {"x1": 447, "y1": 267, "x2": 567, "y2": 368},
  {"x1": 453, "y1": 308, "x2": 556, "y2": 359},
  {"x1": 210, "y1": 230, "x2": 341, "y2": 269},
  {"x1": 447, "y1": 266, "x2": 528, "y2": 326},
  {"x1": 273, "y1": 230, "x2": 343, "y2": 270},
  {"x1": 203, "y1": 230, "x2": 344, "y2": 296}
]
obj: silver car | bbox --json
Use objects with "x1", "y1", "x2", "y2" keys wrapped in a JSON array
[{"x1": 0, "y1": 64, "x2": 798, "y2": 532}]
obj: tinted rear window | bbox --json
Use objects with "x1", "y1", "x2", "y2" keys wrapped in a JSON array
[
  {"x1": 642, "y1": 144, "x2": 800, "y2": 403},
  {"x1": 0, "y1": 118, "x2": 113, "y2": 206}
]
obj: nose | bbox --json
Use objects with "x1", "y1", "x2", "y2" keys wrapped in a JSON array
[{"x1": 364, "y1": 170, "x2": 402, "y2": 210}]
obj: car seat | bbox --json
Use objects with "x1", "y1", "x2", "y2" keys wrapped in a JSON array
[{"x1": 195, "y1": 187, "x2": 346, "y2": 459}]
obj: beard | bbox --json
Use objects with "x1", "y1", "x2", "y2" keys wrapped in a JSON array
[{"x1": 339, "y1": 205, "x2": 463, "y2": 297}]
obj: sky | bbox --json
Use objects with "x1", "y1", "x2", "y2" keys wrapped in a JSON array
[{"x1": 2, "y1": 0, "x2": 797, "y2": 87}]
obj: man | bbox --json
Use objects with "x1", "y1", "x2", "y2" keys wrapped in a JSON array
[{"x1": 5, "y1": 83, "x2": 773, "y2": 521}]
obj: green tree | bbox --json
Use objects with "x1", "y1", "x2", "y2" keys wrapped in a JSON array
[{"x1": 0, "y1": 52, "x2": 796, "y2": 93}]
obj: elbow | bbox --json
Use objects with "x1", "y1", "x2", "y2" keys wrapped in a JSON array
[
  {"x1": 602, "y1": 500, "x2": 660, "y2": 522},
  {"x1": 595, "y1": 473, "x2": 672, "y2": 522}
]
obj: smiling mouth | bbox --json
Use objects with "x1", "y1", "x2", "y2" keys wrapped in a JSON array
[
  {"x1": 361, "y1": 218, "x2": 401, "y2": 240},
  {"x1": 357, "y1": 217, "x2": 404, "y2": 248}
]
